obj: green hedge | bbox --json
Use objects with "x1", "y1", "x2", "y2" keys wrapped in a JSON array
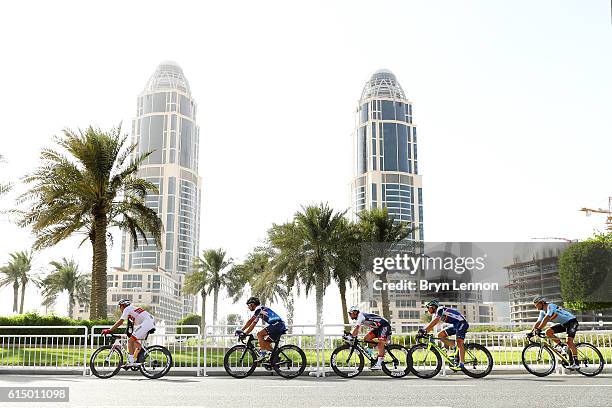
[{"x1": 0, "y1": 313, "x2": 114, "y2": 337}]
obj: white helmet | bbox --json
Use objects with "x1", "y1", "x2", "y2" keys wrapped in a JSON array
[
  {"x1": 348, "y1": 305, "x2": 359, "y2": 314},
  {"x1": 118, "y1": 299, "x2": 131, "y2": 307}
]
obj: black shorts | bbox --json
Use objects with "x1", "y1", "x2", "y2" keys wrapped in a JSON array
[
  {"x1": 551, "y1": 318, "x2": 579, "y2": 338},
  {"x1": 368, "y1": 324, "x2": 392, "y2": 340},
  {"x1": 443, "y1": 321, "x2": 469, "y2": 340},
  {"x1": 265, "y1": 321, "x2": 287, "y2": 342}
]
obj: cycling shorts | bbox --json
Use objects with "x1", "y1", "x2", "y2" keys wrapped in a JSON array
[
  {"x1": 264, "y1": 321, "x2": 287, "y2": 342},
  {"x1": 442, "y1": 321, "x2": 469, "y2": 340},
  {"x1": 131, "y1": 317, "x2": 155, "y2": 340},
  {"x1": 551, "y1": 318, "x2": 579, "y2": 338},
  {"x1": 368, "y1": 323, "x2": 392, "y2": 340}
]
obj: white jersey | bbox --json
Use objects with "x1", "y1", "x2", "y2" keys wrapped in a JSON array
[
  {"x1": 120, "y1": 305, "x2": 154, "y2": 326},
  {"x1": 354, "y1": 312, "x2": 389, "y2": 329}
]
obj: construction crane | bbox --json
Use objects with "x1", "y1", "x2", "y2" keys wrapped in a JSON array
[
  {"x1": 530, "y1": 237, "x2": 577, "y2": 242},
  {"x1": 579, "y1": 196, "x2": 612, "y2": 231}
]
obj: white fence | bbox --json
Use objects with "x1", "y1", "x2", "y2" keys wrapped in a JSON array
[{"x1": 0, "y1": 323, "x2": 610, "y2": 376}]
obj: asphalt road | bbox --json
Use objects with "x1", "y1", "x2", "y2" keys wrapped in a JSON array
[{"x1": 0, "y1": 373, "x2": 611, "y2": 408}]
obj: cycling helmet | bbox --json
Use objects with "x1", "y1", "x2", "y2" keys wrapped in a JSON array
[
  {"x1": 532, "y1": 295, "x2": 547, "y2": 305},
  {"x1": 425, "y1": 299, "x2": 439, "y2": 309},
  {"x1": 348, "y1": 305, "x2": 359, "y2": 314},
  {"x1": 118, "y1": 299, "x2": 131, "y2": 307},
  {"x1": 246, "y1": 296, "x2": 260, "y2": 306}
]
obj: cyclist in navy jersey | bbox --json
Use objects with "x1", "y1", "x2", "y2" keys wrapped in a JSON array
[
  {"x1": 531, "y1": 295, "x2": 579, "y2": 369},
  {"x1": 347, "y1": 306, "x2": 392, "y2": 370},
  {"x1": 236, "y1": 297, "x2": 287, "y2": 361},
  {"x1": 418, "y1": 299, "x2": 469, "y2": 371}
]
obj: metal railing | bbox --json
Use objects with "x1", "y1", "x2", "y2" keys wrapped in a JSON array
[{"x1": 0, "y1": 323, "x2": 610, "y2": 376}]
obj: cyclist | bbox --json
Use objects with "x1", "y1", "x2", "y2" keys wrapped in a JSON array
[
  {"x1": 236, "y1": 296, "x2": 287, "y2": 362},
  {"x1": 347, "y1": 305, "x2": 392, "y2": 370},
  {"x1": 102, "y1": 299, "x2": 155, "y2": 367},
  {"x1": 418, "y1": 299, "x2": 469, "y2": 372},
  {"x1": 530, "y1": 295, "x2": 579, "y2": 369}
]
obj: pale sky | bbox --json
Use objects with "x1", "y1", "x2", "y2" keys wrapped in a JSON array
[{"x1": 0, "y1": 1, "x2": 610, "y2": 323}]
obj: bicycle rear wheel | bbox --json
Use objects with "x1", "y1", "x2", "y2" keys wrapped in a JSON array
[
  {"x1": 575, "y1": 342, "x2": 604, "y2": 377},
  {"x1": 381, "y1": 344, "x2": 411, "y2": 378},
  {"x1": 329, "y1": 344, "x2": 364, "y2": 378},
  {"x1": 90, "y1": 345, "x2": 122, "y2": 379},
  {"x1": 462, "y1": 343, "x2": 493, "y2": 378},
  {"x1": 139, "y1": 345, "x2": 173, "y2": 379},
  {"x1": 223, "y1": 345, "x2": 257, "y2": 378},
  {"x1": 409, "y1": 343, "x2": 442, "y2": 379},
  {"x1": 272, "y1": 344, "x2": 307, "y2": 379},
  {"x1": 521, "y1": 343, "x2": 555, "y2": 377}
]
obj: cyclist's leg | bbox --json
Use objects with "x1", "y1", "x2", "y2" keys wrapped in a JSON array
[
  {"x1": 257, "y1": 327, "x2": 273, "y2": 352},
  {"x1": 438, "y1": 328, "x2": 456, "y2": 349},
  {"x1": 547, "y1": 324, "x2": 564, "y2": 346},
  {"x1": 376, "y1": 325, "x2": 391, "y2": 357},
  {"x1": 565, "y1": 320, "x2": 579, "y2": 362},
  {"x1": 456, "y1": 323, "x2": 468, "y2": 364}
]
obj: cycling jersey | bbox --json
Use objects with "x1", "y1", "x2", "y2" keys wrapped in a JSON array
[
  {"x1": 537, "y1": 303, "x2": 576, "y2": 325},
  {"x1": 120, "y1": 305, "x2": 154, "y2": 326},
  {"x1": 253, "y1": 305, "x2": 284, "y2": 325},
  {"x1": 435, "y1": 307, "x2": 466, "y2": 327},
  {"x1": 354, "y1": 312, "x2": 390, "y2": 329}
]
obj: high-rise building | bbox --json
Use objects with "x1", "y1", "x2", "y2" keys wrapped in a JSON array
[
  {"x1": 351, "y1": 69, "x2": 424, "y2": 240},
  {"x1": 108, "y1": 61, "x2": 201, "y2": 323}
]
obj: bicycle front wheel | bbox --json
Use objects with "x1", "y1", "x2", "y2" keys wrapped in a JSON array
[
  {"x1": 139, "y1": 345, "x2": 173, "y2": 379},
  {"x1": 575, "y1": 342, "x2": 604, "y2": 377},
  {"x1": 223, "y1": 345, "x2": 257, "y2": 378},
  {"x1": 462, "y1": 343, "x2": 493, "y2": 378},
  {"x1": 329, "y1": 344, "x2": 364, "y2": 378},
  {"x1": 381, "y1": 344, "x2": 411, "y2": 378},
  {"x1": 409, "y1": 343, "x2": 442, "y2": 378},
  {"x1": 522, "y1": 343, "x2": 555, "y2": 377},
  {"x1": 90, "y1": 345, "x2": 123, "y2": 379},
  {"x1": 272, "y1": 344, "x2": 307, "y2": 379}
]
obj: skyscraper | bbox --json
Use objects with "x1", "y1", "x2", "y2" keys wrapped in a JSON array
[
  {"x1": 351, "y1": 69, "x2": 423, "y2": 239},
  {"x1": 108, "y1": 61, "x2": 201, "y2": 323}
]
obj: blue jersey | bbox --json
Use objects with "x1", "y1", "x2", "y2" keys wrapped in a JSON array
[
  {"x1": 253, "y1": 305, "x2": 284, "y2": 325},
  {"x1": 538, "y1": 303, "x2": 575, "y2": 325},
  {"x1": 435, "y1": 307, "x2": 467, "y2": 327}
]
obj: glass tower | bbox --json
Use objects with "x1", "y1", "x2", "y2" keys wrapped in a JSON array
[
  {"x1": 352, "y1": 69, "x2": 423, "y2": 240},
  {"x1": 118, "y1": 61, "x2": 201, "y2": 319}
]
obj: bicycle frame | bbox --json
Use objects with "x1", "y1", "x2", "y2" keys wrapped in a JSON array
[
  {"x1": 416, "y1": 335, "x2": 459, "y2": 366},
  {"x1": 236, "y1": 334, "x2": 282, "y2": 367},
  {"x1": 527, "y1": 334, "x2": 572, "y2": 365},
  {"x1": 342, "y1": 335, "x2": 399, "y2": 366}
]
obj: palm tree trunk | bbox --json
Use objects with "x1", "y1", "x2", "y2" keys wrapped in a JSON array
[
  {"x1": 284, "y1": 291, "x2": 294, "y2": 334},
  {"x1": 68, "y1": 294, "x2": 75, "y2": 319},
  {"x1": 90, "y1": 212, "x2": 108, "y2": 319},
  {"x1": 380, "y1": 271, "x2": 391, "y2": 322},
  {"x1": 315, "y1": 279, "x2": 324, "y2": 327},
  {"x1": 338, "y1": 279, "x2": 349, "y2": 325},
  {"x1": 200, "y1": 291, "x2": 207, "y2": 331},
  {"x1": 213, "y1": 287, "x2": 219, "y2": 327},
  {"x1": 12, "y1": 281, "x2": 19, "y2": 313},
  {"x1": 19, "y1": 281, "x2": 26, "y2": 314}
]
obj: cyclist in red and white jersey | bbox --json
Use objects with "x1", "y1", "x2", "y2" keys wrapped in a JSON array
[{"x1": 102, "y1": 299, "x2": 155, "y2": 367}]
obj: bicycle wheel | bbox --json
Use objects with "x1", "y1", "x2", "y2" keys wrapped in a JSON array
[
  {"x1": 139, "y1": 345, "x2": 173, "y2": 379},
  {"x1": 574, "y1": 342, "x2": 604, "y2": 377},
  {"x1": 223, "y1": 345, "x2": 257, "y2": 378},
  {"x1": 329, "y1": 344, "x2": 364, "y2": 378},
  {"x1": 409, "y1": 343, "x2": 442, "y2": 379},
  {"x1": 90, "y1": 345, "x2": 123, "y2": 379},
  {"x1": 522, "y1": 343, "x2": 555, "y2": 377},
  {"x1": 272, "y1": 344, "x2": 307, "y2": 379},
  {"x1": 462, "y1": 343, "x2": 493, "y2": 378},
  {"x1": 381, "y1": 344, "x2": 411, "y2": 378}
]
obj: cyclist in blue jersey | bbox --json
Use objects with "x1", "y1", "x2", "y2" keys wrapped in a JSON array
[
  {"x1": 531, "y1": 295, "x2": 579, "y2": 369},
  {"x1": 347, "y1": 306, "x2": 392, "y2": 370},
  {"x1": 418, "y1": 299, "x2": 469, "y2": 371},
  {"x1": 236, "y1": 297, "x2": 287, "y2": 362}
]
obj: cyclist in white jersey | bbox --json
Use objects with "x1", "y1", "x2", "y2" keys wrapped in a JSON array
[
  {"x1": 531, "y1": 295, "x2": 579, "y2": 369},
  {"x1": 347, "y1": 306, "x2": 392, "y2": 370},
  {"x1": 102, "y1": 299, "x2": 155, "y2": 367}
]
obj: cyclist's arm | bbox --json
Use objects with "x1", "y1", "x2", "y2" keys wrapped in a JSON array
[
  {"x1": 108, "y1": 319, "x2": 125, "y2": 332},
  {"x1": 243, "y1": 316, "x2": 258, "y2": 334},
  {"x1": 535, "y1": 314, "x2": 552, "y2": 330},
  {"x1": 424, "y1": 316, "x2": 440, "y2": 333},
  {"x1": 351, "y1": 325, "x2": 360, "y2": 337}
]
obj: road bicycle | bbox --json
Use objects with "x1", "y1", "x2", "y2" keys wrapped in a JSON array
[
  {"x1": 223, "y1": 332, "x2": 307, "y2": 379},
  {"x1": 90, "y1": 329, "x2": 173, "y2": 379},
  {"x1": 522, "y1": 332, "x2": 604, "y2": 377},
  {"x1": 329, "y1": 332, "x2": 411, "y2": 378},
  {"x1": 409, "y1": 333, "x2": 493, "y2": 378}
]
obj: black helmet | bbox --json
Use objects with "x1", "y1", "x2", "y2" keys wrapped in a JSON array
[
  {"x1": 246, "y1": 296, "x2": 260, "y2": 306},
  {"x1": 425, "y1": 299, "x2": 439, "y2": 309}
]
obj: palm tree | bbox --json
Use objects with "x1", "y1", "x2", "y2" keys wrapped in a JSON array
[
  {"x1": 40, "y1": 258, "x2": 90, "y2": 318},
  {"x1": 331, "y1": 218, "x2": 363, "y2": 325},
  {"x1": 269, "y1": 203, "x2": 345, "y2": 329},
  {"x1": 0, "y1": 251, "x2": 34, "y2": 314},
  {"x1": 357, "y1": 207, "x2": 415, "y2": 320},
  {"x1": 193, "y1": 249, "x2": 232, "y2": 327},
  {"x1": 184, "y1": 267, "x2": 210, "y2": 331},
  {"x1": 17, "y1": 126, "x2": 163, "y2": 319}
]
